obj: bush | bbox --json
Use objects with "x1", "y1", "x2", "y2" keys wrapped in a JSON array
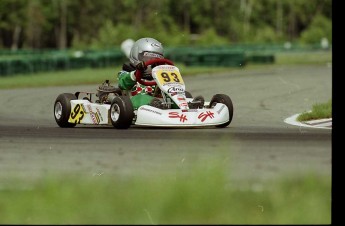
[{"x1": 299, "y1": 14, "x2": 332, "y2": 45}]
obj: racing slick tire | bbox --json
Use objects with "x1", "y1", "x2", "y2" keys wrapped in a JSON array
[
  {"x1": 185, "y1": 91, "x2": 193, "y2": 98},
  {"x1": 209, "y1": 94, "x2": 234, "y2": 128},
  {"x1": 110, "y1": 96, "x2": 134, "y2": 129},
  {"x1": 54, "y1": 93, "x2": 77, "y2": 128}
]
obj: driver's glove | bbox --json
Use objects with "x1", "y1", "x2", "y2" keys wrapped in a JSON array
[{"x1": 136, "y1": 61, "x2": 147, "y2": 71}]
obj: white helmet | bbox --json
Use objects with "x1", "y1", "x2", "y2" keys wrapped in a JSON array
[{"x1": 129, "y1": 37, "x2": 164, "y2": 66}]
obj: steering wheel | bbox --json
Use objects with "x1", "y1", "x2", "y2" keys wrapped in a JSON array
[{"x1": 135, "y1": 58, "x2": 174, "y2": 86}]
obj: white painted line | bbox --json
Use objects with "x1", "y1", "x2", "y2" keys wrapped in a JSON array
[
  {"x1": 284, "y1": 114, "x2": 332, "y2": 130},
  {"x1": 304, "y1": 118, "x2": 332, "y2": 126}
]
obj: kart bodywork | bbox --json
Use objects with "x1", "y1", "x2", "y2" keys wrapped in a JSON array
[{"x1": 54, "y1": 58, "x2": 233, "y2": 129}]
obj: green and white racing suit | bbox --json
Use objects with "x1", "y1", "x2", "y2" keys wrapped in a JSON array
[
  {"x1": 117, "y1": 63, "x2": 157, "y2": 110},
  {"x1": 117, "y1": 62, "x2": 182, "y2": 110}
]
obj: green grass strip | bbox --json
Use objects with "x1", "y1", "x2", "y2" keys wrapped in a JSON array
[
  {"x1": 297, "y1": 99, "x2": 332, "y2": 121},
  {"x1": 0, "y1": 165, "x2": 331, "y2": 225}
]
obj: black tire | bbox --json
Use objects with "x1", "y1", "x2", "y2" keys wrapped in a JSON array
[
  {"x1": 185, "y1": 91, "x2": 193, "y2": 98},
  {"x1": 110, "y1": 96, "x2": 134, "y2": 129},
  {"x1": 113, "y1": 87, "x2": 123, "y2": 96},
  {"x1": 209, "y1": 94, "x2": 234, "y2": 128},
  {"x1": 54, "y1": 93, "x2": 77, "y2": 128}
]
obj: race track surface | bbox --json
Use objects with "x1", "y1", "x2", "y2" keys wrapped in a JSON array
[{"x1": 0, "y1": 64, "x2": 332, "y2": 188}]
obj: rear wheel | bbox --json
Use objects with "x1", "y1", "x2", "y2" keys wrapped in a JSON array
[
  {"x1": 209, "y1": 94, "x2": 234, "y2": 128},
  {"x1": 54, "y1": 93, "x2": 77, "y2": 128},
  {"x1": 110, "y1": 96, "x2": 134, "y2": 129}
]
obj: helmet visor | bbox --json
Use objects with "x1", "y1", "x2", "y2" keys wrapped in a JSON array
[{"x1": 138, "y1": 51, "x2": 164, "y2": 62}]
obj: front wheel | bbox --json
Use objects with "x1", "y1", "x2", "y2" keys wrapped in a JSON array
[
  {"x1": 185, "y1": 91, "x2": 193, "y2": 98},
  {"x1": 54, "y1": 93, "x2": 77, "y2": 128},
  {"x1": 209, "y1": 94, "x2": 234, "y2": 128},
  {"x1": 110, "y1": 96, "x2": 134, "y2": 129}
]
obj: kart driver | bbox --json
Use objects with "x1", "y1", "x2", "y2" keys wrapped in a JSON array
[
  {"x1": 118, "y1": 37, "x2": 167, "y2": 109},
  {"x1": 97, "y1": 37, "x2": 204, "y2": 109}
]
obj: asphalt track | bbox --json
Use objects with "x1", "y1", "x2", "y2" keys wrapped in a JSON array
[{"x1": 0, "y1": 64, "x2": 332, "y2": 188}]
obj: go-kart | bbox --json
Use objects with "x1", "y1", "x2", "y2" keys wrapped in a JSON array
[{"x1": 54, "y1": 58, "x2": 233, "y2": 129}]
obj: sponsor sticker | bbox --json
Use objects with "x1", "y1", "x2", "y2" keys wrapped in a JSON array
[
  {"x1": 169, "y1": 112, "x2": 188, "y2": 123},
  {"x1": 217, "y1": 105, "x2": 225, "y2": 114},
  {"x1": 154, "y1": 68, "x2": 184, "y2": 86},
  {"x1": 141, "y1": 107, "x2": 162, "y2": 115},
  {"x1": 198, "y1": 111, "x2": 215, "y2": 122},
  {"x1": 69, "y1": 104, "x2": 85, "y2": 124},
  {"x1": 96, "y1": 107, "x2": 104, "y2": 122},
  {"x1": 85, "y1": 104, "x2": 100, "y2": 124}
]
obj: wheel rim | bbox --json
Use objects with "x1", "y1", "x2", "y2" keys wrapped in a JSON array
[
  {"x1": 111, "y1": 103, "x2": 120, "y2": 122},
  {"x1": 54, "y1": 102, "x2": 63, "y2": 120}
]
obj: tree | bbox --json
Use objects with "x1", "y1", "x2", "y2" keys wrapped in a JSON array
[
  {"x1": 0, "y1": 0, "x2": 333, "y2": 49},
  {"x1": 0, "y1": 0, "x2": 27, "y2": 49},
  {"x1": 300, "y1": 14, "x2": 332, "y2": 44}
]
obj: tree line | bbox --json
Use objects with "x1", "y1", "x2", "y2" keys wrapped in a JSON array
[{"x1": 0, "y1": 0, "x2": 332, "y2": 50}]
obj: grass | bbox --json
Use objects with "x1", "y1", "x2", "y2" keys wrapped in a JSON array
[
  {"x1": 274, "y1": 50, "x2": 332, "y2": 65},
  {"x1": 297, "y1": 99, "x2": 332, "y2": 121},
  {"x1": 0, "y1": 65, "x2": 236, "y2": 89},
  {"x1": 0, "y1": 50, "x2": 332, "y2": 89},
  {"x1": 0, "y1": 163, "x2": 331, "y2": 225}
]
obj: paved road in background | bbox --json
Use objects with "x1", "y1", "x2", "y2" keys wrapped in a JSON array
[{"x1": 0, "y1": 64, "x2": 332, "y2": 188}]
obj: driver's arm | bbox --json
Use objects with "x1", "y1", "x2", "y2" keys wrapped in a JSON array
[{"x1": 117, "y1": 70, "x2": 136, "y2": 90}]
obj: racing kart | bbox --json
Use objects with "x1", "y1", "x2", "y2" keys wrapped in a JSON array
[{"x1": 54, "y1": 58, "x2": 233, "y2": 129}]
